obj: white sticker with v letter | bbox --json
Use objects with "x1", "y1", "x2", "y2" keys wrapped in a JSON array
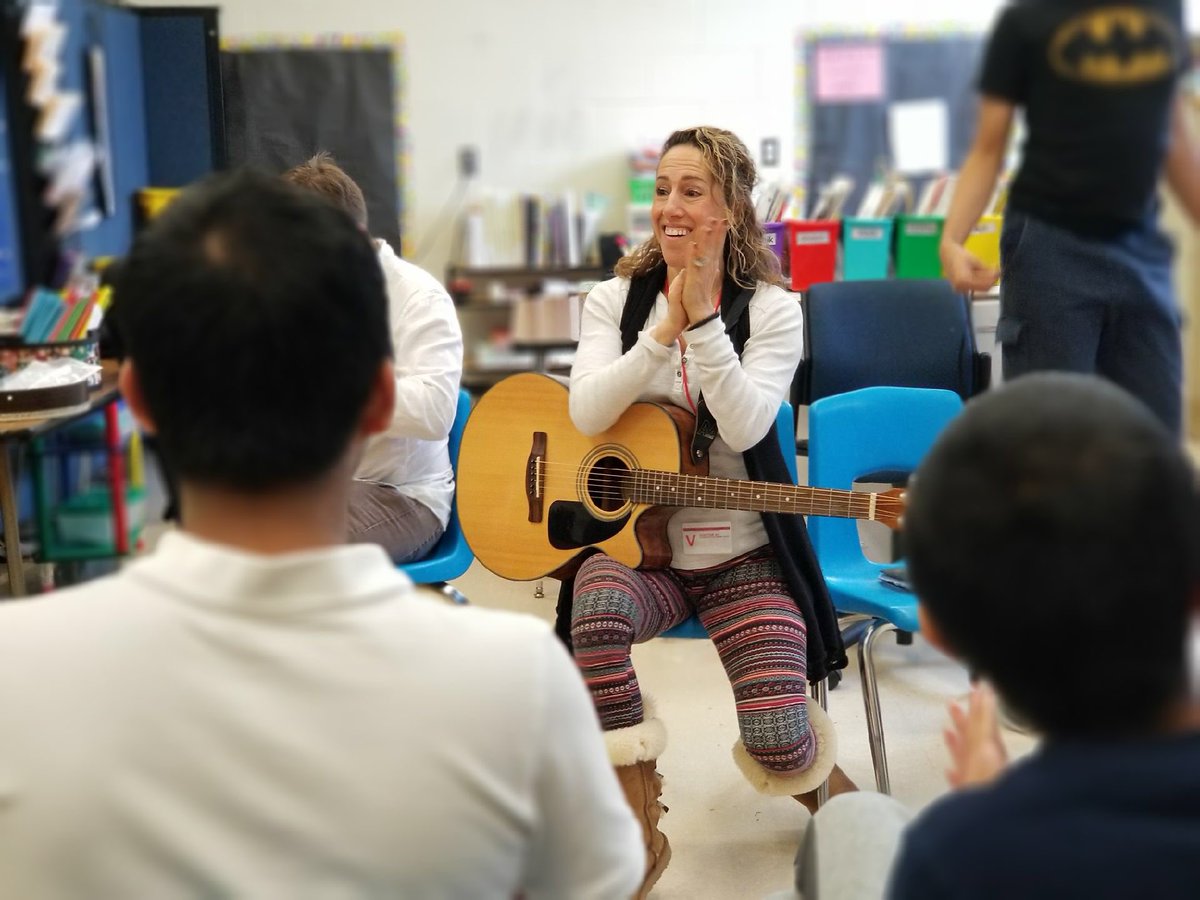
[{"x1": 680, "y1": 522, "x2": 732, "y2": 555}]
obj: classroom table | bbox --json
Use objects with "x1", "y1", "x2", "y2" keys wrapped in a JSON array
[{"x1": 0, "y1": 360, "x2": 125, "y2": 597}]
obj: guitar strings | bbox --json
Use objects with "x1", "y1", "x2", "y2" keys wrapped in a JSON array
[
  {"x1": 529, "y1": 459, "x2": 899, "y2": 503},
  {"x1": 533, "y1": 464, "x2": 901, "y2": 509},
  {"x1": 524, "y1": 461, "x2": 902, "y2": 515}
]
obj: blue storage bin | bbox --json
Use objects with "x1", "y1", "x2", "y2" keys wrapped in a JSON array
[{"x1": 842, "y1": 217, "x2": 893, "y2": 280}]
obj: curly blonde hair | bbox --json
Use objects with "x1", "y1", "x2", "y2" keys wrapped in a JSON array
[{"x1": 616, "y1": 126, "x2": 782, "y2": 289}]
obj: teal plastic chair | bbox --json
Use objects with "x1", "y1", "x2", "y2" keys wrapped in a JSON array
[
  {"x1": 808, "y1": 386, "x2": 962, "y2": 794},
  {"x1": 399, "y1": 389, "x2": 474, "y2": 604},
  {"x1": 662, "y1": 401, "x2": 799, "y2": 639}
]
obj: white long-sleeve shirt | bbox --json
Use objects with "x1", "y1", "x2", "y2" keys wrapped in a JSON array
[
  {"x1": 570, "y1": 275, "x2": 802, "y2": 568},
  {"x1": 356, "y1": 242, "x2": 464, "y2": 528},
  {"x1": 0, "y1": 531, "x2": 643, "y2": 900}
]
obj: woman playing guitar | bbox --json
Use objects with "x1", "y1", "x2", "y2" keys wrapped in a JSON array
[{"x1": 564, "y1": 126, "x2": 854, "y2": 897}]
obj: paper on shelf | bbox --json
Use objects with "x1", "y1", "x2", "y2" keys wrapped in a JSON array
[
  {"x1": 22, "y1": 21, "x2": 65, "y2": 74},
  {"x1": 26, "y1": 58, "x2": 60, "y2": 108},
  {"x1": 888, "y1": 99, "x2": 948, "y2": 175},
  {"x1": 35, "y1": 90, "x2": 81, "y2": 142},
  {"x1": 815, "y1": 43, "x2": 885, "y2": 103},
  {"x1": 42, "y1": 140, "x2": 95, "y2": 206},
  {"x1": 0, "y1": 358, "x2": 99, "y2": 391},
  {"x1": 20, "y1": 0, "x2": 57, "y2": 37}
]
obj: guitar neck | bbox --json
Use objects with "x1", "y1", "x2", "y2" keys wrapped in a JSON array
[{"x1": 624, "y1": 469, "x2": 879, "y2": 522}]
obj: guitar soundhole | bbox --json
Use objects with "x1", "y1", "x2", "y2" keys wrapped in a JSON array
[{"x1": 587, "y1": 456, "x2": 631, "y2": 513}]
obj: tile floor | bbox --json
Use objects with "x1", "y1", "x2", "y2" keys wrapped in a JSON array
[
  {"x1": 449, "y1": 562, "x2": 1040, "y2": 899},
  {"x1": 27, "y1": 433, "x2": 1188, "y2": 897}
]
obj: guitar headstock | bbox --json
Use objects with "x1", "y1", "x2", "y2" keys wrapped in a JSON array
[{"x1": 873, "y1": 487, "x2": 908, "y2": 531}]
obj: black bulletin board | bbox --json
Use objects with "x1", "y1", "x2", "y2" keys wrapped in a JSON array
[
  {"x1": 221, "y1": 44, "x2": 403, "y2": 251},
  {"x1": 800, "y1": 32, "x2": 984, "y2": 216}
]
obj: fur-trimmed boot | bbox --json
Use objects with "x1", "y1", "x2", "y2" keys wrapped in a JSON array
[
  {"x1": 731, "y1": 700, "x2": 855, "y2": 813},
  {"x1": 604, "y1": 697, "x2": 670, "y2": 899}
]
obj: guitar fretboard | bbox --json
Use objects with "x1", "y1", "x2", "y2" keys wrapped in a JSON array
[{"x1": 624, "y1": 469, "x2": 876, "y2": 520}]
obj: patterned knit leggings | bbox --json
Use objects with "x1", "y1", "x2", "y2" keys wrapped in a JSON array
[{"x1": 570, "y1": 546, "x2": 817, "y2": 774}]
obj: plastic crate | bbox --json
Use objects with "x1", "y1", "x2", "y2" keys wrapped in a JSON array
[
  {"x1": 842, "y1": 217, "x2": 893, "y2": 280},
  {"x1": 785, "y1": 220, "x2": 839, "y2": 291},
  {"x1": 137, "y1": 188, "x2": 181, "y2": 222},
  {"x1": 763, "y1": 221, "x2": 788, "y2": 273},
  {"x1": 629, "y1": 177, "x2": 655, "y2": 205},
  {"x1": 894, "y1": 215, "x2": 945, "y2": 279},
  {"x1": 964, "y1": 215, "x2": 1002, "y2": 270},
  {"x1": 55, "y1": 485, "x2": 146, "y2": 548}
]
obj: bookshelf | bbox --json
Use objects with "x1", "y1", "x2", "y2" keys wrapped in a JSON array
[{"x1": 447, "y1": 264, "x2": 606, "y2": 392}]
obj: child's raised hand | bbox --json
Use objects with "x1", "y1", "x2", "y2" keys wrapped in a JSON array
[{"x1": 944, "y1": 682, "x2": 1009, "y2": 790}]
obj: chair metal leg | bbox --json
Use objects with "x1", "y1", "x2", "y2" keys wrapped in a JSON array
[
  {"x1": 440, "y1": 583, "x2": 469, "y2": 606},
  {"x1": 858, "y1": 620, "x2": 897, "y2": 795},
  {"x1": 811, "y1": 677, "x2": 830, "y2": 809}
]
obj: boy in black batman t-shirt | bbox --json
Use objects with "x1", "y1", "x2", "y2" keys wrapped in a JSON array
[{"x1": 940, "y1": 0, "x2": 1200, "y2": 435}]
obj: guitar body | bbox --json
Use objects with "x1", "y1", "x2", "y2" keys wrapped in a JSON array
[{"x1": 457, "y1": 373, "x2": 702, "y2": 581}]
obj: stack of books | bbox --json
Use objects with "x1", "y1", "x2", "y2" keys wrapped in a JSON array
[
  {"x1": 19, "y1": 284, "x2": 106, "y2": 343},
  {"x1": 914, "y1": 174, "x2": 954, "y2": 216},
  {"x1": 807, "y1": 176, "x2": 854, "y2": 220},
  {"x1": 856, "y1": 177, "x2": 913, "y2": 219},
  {"x1": 754, "y1": 182, "x2": 791, "y2": 223},
  {"x1": 912, "y1": 173, "x2": 1008, "y2": 218},
  {"x1": 520, "y1": 192, "x2": 605, "y2": 269}
]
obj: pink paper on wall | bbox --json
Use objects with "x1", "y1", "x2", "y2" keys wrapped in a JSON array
[{"x1": 814, "y1": 42, "x2": 884, "y2": 103}]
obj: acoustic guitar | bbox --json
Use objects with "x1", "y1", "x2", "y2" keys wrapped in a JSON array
[{"x1": 456, "y1": 372, "x2": 905, "y2": 581}]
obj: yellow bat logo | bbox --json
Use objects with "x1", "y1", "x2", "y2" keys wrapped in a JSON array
[{"x1": 1050, "y1": 6, "x2": 1182, "y2": 85}]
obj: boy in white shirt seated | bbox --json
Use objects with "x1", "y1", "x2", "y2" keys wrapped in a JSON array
[
  {"x1": 284, "y1": 153, "x2": 464, "y2": 563},
  {"x1": 0, "y1": 171, "x2": 642, "y2": 899}
]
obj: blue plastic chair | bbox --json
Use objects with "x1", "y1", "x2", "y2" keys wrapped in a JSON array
[
  {"x1": 808, "y1": 386, "x2": 962, "y2": 793},
  {"x1": 796, "y1": 279, "x2": 990, "y2": 407},
  {"x1": 661, "y1": 401, "x2": 799, "y2": 639},
  {"x1": 792, "y1": 279, "x2": 989, "y2": 457},
  {"x1": 399, "y1": 389, "x2": 474, "y2": 604}
]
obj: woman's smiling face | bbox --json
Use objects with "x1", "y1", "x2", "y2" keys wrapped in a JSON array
[{"x1": 652, "y1": 144, "x2": 726, "y2": 274}]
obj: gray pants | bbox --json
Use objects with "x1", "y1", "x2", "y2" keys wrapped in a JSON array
[
  {"x1": 348, "y1": 480, "x2": 444, "y2": 564},
  {"x1": 997, "y1": 209, "x2": 1182, "y2": 436},
  {"x1": 765, "y1": 793, "x2": 911, "y2": 900}
]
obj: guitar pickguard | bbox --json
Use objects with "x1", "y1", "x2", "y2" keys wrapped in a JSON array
[{"x1": 548, "y1": 501, "x2": 629, "y2": 550}]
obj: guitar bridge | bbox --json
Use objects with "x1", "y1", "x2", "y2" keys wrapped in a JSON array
[{"x1": 526, "y1": 431, "x2": 547, "y2": 523}]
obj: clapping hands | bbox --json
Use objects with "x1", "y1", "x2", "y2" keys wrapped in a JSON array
[
  {"x1": 657, "y1": 217, "x2": 728, "y2": 345},
  {"x1": 944, "y1": 682, "x2": 1010, "y2": 790}
]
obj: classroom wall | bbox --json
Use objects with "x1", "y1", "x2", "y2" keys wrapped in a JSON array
[
  {"x1": 132, "y1": 0, "x2": 1200, "y2": 272},
  {"x1": 129, "y1": 0, "x2": 1027, "y2": 276},
  {"x1": 133, "y1": 0, "x2": 1200, "y2": 436}
]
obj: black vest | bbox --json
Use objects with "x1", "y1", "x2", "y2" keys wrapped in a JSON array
[{"x1": 554, "y1": 264, "x2": 847, "y2": 682}]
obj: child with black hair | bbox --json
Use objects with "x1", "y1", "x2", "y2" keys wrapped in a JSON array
[
  {"x1": 0, "y1": 171, "x2": 642, "y2": 898},
  {"x1": 940, "y1": 0, "x2": 1200, "y2": 436},
  {"x1": 887, "y1": 372, "x2": 1200, "y2": 898},
  {"x1": 96, "y1": 257, "x2": 181, "y2": 522},
  {"x1": 784, "y1": 372, "x2": 1199, "y2": 900}
]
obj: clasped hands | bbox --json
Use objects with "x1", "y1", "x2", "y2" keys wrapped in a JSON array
[{"x1": 652, "y1": 217, "x2": 728, "y2": 346}]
